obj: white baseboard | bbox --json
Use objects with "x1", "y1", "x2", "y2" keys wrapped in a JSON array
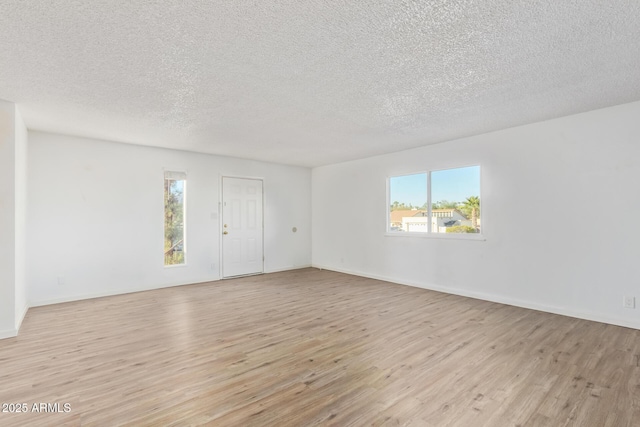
[
  {"x1": 29, "y1": 267, "x2": 311, "y2": 308},
  {"x1": 16, "y1": 303, "x2": 28, "y2": 330},
  {"x1": 30, "y1": 277, "x2": 221, "y2": 308},
  {"x1": 264, "y1": 265, "x2": 312, "y2": 274},
  {"x1": 0, "y1": 305, "x2": 30, "y2": 340},
  {"x1": 0, "y1": 328, "x2": 18, "y2": 340},
  {"x1": 312, "y1": 264, "x2": 640, "y2": 331}
]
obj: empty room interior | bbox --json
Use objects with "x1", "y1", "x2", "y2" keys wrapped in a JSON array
[{"x1": 1, "y1": 1, "x2": 640, "y2": 426}]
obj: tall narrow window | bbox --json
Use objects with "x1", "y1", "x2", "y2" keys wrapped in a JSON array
[
  {"x1": 164, "y1": 171, "x2": 186, "y2": 265},
  {"x1": 388, "y1": 165, "x2": 481, "y2": 235}
]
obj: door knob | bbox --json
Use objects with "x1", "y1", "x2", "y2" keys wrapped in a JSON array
[{"x1": 223, "y1": 231, "x2": 228, "y2": 235}]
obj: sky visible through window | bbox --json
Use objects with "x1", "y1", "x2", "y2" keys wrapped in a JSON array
[{"x1": 390, "y1": 166, "x2": 480, "y2": 207}]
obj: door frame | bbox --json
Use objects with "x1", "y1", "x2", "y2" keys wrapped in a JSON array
[{"x1": 219, "y1": 174, "x2": 265, "y2": 279}]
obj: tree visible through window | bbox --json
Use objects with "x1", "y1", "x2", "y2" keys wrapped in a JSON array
[
  {"x1": 164, "y1": 171, "x2": 186, "y2": 265},
  {"x1": 389, "y1": 166, "x2": 481, "y2": 234}
]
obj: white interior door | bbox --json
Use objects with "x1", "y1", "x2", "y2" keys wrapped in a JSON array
[{"x1": 222, "y1": 177, "x2": 264, "y2": 278}]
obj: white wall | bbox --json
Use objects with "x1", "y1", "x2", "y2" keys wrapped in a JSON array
[
  {"x1": 0, "y1": 100, "x2": 16, "y2": 337},
  {"x1": 14, "y1": 108, "x2": 28, "y2": 328},
  {"x1": 312, "y1": 100, "x2": 640, "y2": 329},
  {"x1": 28, "y1": 132, "x2": 311, "y2": 306}
]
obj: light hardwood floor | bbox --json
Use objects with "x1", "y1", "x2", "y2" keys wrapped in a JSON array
[{"x1": 1, "y1": 268, "x2": 639, "y2": 426}]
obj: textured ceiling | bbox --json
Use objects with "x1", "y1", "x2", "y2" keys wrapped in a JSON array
[{"x1": 1, "y1": 1, "x2": 639, "y2": 167}]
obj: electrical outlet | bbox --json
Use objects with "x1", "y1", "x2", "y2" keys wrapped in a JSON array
[
  {"x1": 211, "y1": 263, "x2": 216, "y2": 270},
  {"x1": 623, "y1": 296, "x2": 635, "y2": 309},
  {"x1": 57, "y1": 276, "x2": 65, "y2": 286}
]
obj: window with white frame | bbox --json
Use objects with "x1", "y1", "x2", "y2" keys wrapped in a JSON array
[
  {"x1": 388, "y1": 165, "x2": 481, "y2": 234},
  {"x1": 164, "y1": 171, "x2": 186, "y2": 265}
]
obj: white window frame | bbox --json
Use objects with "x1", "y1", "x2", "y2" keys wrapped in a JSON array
[{"x1": 386, "y1": 165, "x2": 484, "y2": 240}]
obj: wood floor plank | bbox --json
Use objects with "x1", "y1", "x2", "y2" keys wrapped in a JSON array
[{"x1": 1, "y1": 268, "x2": 639, "y2": 426}]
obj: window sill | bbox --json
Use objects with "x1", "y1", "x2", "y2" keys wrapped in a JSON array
[
  {"x1": 384, "y1": 232, "x2": 486, "y2": 241},
  {"x1": 164, "y1": 263, "x2": 188, "y2": 268}
]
